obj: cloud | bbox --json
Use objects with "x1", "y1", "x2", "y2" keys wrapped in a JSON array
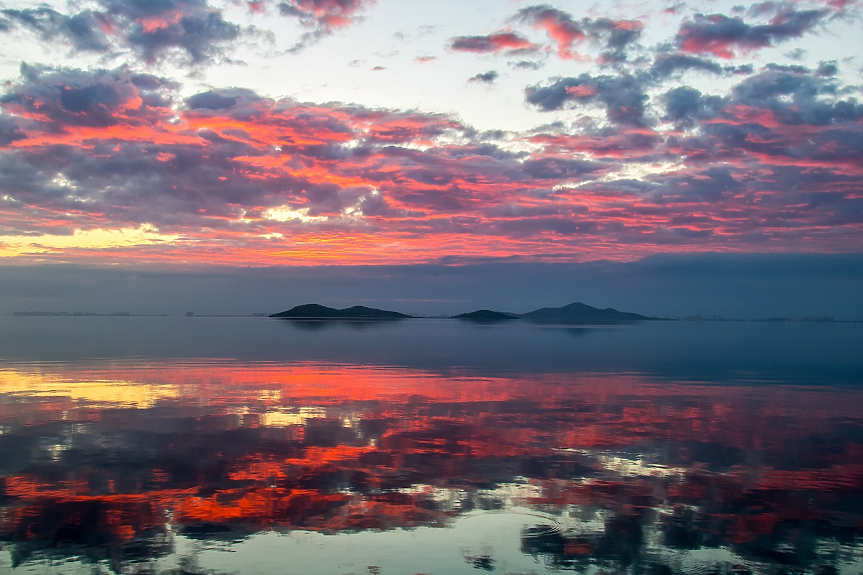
[
  {"x1": 1, "y1": 62, "x2": 862, "y2": 265},
  {"x1": 0, "y1": 6, "x2": 112, "y2": 53},
  {"x1": 525, "y1": 74, "x2": 650, "y2": 126},
  {"x1": 277, "y1": 0, "x2": 375, "y2": 50},
  {"x1": 0, "y1": 63, "x2": 178, "y2": 129},
  {"x1": 0, "y1": 0, "x2": 243, "y2": 66},
  {"x1": 105, "y1": 0, "x2": 242, "y2": 64},
  {"x1": 583, "y1": 17, "x2": 643, "y2": 62},
  {"x1": 186, "y1": 90, "x2": 245, "y2": 110},
  {"x1": 0, "y1": 115, "x2": 27, "y2": 146},
  {"x1": 513, "y1": 4, "x2": 585, "y2": 59},
  {"x1": 816, "y1": 60, "x2": 838, "y2": 76},
  {"x1": 520, "y1": 156, "x2": 607, "y2": 179},
  {"x1": 0, "y1": 0, "x2": 378, "y2": 60},
  {"x1": 509, "y1": 60, "x2": 543, "y2": 70},
  {"x1": 449, "y1": 32, "x2": 538, "y2": 54},
  {"x1": 529, "y1": 128, "x2": 664, "y2": 161},
  {"x1": 677, "y1": 8, "x2": 828, "y2": 58},
  {"x1": 650, "y1": 53, "x2": 724, "y2": 78},
  {"x1": 278, "y1": 0, "x2": 370, "y2": 29},
  {"x1": 469, "y1": 70, "x2": 499, "y2": 84},
  {"x1": 512, "y1": 5, "x2": 642, "y2": 61}
]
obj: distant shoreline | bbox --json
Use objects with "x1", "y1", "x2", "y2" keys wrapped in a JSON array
[
  {"x1": 7, "y1": 310, "x2": 855, "y2": 323},
  {"x1": 2, "y1": 311, "x2": 863, "y2": 325}
]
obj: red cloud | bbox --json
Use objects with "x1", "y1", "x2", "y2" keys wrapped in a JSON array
[
  {"x1": 514, "y1": 5, "x2": 585, "y2": 59},
  {"x1": 0, "y1": 0, "x2": 243, "y2": 65},
  {"x1": 1, "y1": 64, "x2": 862, "y2": 266},
  {"x1": 449, "y1": 32, "x2": 538, "y2": 54},
  {"x1": 279, "y1": 0, "x2": 371, "y2": 30}
]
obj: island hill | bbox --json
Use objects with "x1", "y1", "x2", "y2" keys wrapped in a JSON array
[
  {"x1": 452, "y1": 301, "x2": 662, "y2": 322},
  {"x1": 270, "y1": 302, "x2": 667, "y2": 322},
  {"x1": 270, "y1": 304, "x2": 412, "y2": 319}
]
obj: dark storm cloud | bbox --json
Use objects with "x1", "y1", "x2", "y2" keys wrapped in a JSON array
[
  {"x1": 0, "y1": 0, "x2": 243, "y2": 66},
  {"x1": 677, "y1": 8, "x2": 829, "y2": 58}
]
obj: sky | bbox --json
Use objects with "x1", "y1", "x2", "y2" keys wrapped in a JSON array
[{"x1": 0, "y1": 0, "x2": 861, "y2": 316}]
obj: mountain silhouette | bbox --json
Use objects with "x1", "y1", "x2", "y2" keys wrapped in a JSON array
[
  {"x1": 270, "y1": 304, "x2": 412, "y2": 319},
  {"x1": 452, "y1": 309, "x2": 519, "y2": 321},
  {"x1": 271, "y1": 302, "x2": 664, "y2": 322},
  {"x1": 520, "y1": 302, "x2": 663, "y2": 322}
]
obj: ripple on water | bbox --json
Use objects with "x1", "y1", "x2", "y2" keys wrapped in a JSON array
[{"x1": 459, "y1": 509, "x2": 563, "y2": 539}]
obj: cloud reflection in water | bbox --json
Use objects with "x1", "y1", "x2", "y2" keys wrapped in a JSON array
[{"x1": 0, "y1": 357, "x2": 861, "y2": 573}]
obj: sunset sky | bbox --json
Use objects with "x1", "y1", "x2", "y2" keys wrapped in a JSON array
[{"x1": 0, "y1": 0, "x2": 861, "y2": 316}]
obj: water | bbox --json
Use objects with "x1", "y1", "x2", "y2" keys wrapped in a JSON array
[{"x1": 0, "y1": 317, "x2": 861, "y2": 574}]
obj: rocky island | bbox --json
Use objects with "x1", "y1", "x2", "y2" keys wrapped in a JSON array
[
  {"x1": 451, "y1": 302, "x2": 666, "y2": 323},
  {"x1": 271, "y1": 302, "x2": 667, "y2": 323},
  {"x1": 270, "y1": 304, "x2": 413, "y2": 319},
  {"x1": 452, "y1": 310, "x2": 519, "y2": 321},
  {"x1": 519, "y1": 301, "x2": 664, "y2": 322}
]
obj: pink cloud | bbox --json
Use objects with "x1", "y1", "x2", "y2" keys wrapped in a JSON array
[
  {"x1": 449, "y1": 32, "x2": 538, "y2": 54},
  {"x1": 1, "y1": 64, "x2": 862, "y2": 266}
]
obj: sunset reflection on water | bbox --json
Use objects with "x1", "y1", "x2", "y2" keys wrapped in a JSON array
[{"x1": 1, "y1": 354, "x2": 861, "y2": 574}]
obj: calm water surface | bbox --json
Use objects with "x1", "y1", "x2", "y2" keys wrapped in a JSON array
[{"x1": 0, "y1": 317, "x2": 861, "y2": 574}]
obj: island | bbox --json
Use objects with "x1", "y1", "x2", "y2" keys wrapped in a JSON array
[
  {"x1": 454, "y1": 302, "x2": 666, "y2": 322},
  {"x1": 269, "y1": 304, "x2": 413, "y2": 319},
  {"x1": 520, "y1": 302, "x2": 665, "y2": 322},
  {"x1": 452, "y1": 310, "x2": 519, "y2": 321},
  {"x1": 270, "y1": 301, "x2": 667, "y2": 323}
]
